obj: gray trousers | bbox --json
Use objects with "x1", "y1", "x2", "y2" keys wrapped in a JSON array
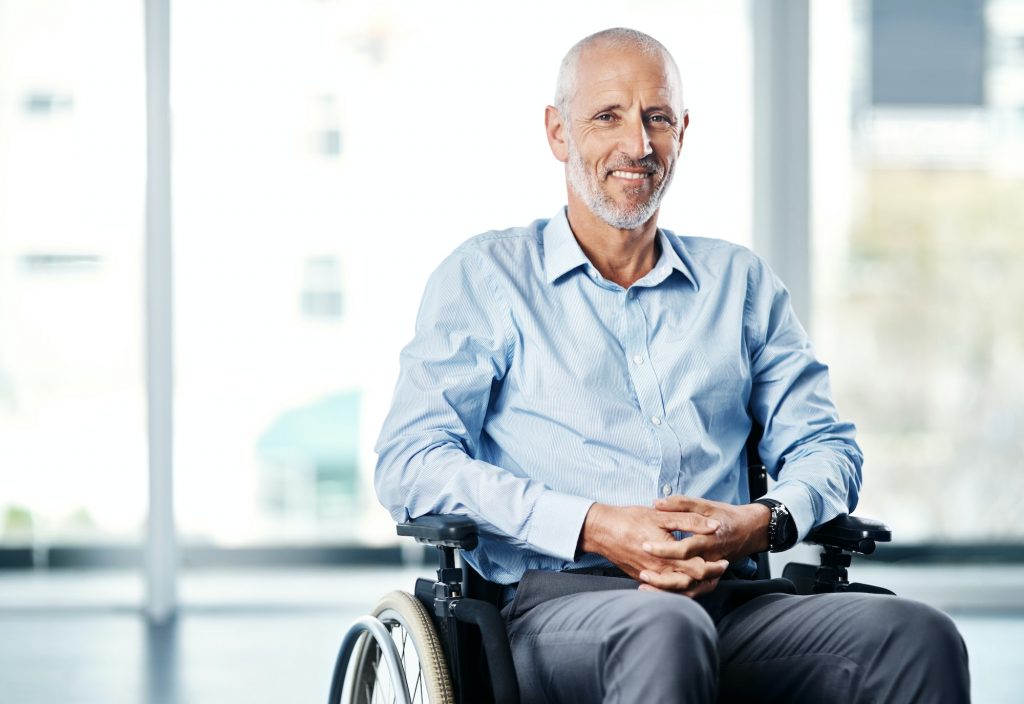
[{"x1": 503, "y1": 576, "x2": 970, "y2": 703}]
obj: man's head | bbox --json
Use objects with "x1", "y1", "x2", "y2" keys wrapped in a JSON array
[{"x1": 546, "y1": 28, "x2": 688, "y2": 232}]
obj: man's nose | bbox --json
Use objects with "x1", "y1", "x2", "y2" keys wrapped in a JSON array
[{"x1": 619, "y1": 115, "x2": 654, "y2": 160}]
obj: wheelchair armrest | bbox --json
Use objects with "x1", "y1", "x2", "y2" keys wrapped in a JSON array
[
  {"x1": 397, "y1": 514, "x2": 479, "y2": 550},
  {"x1": 805, "y1": 514, "x2": 892, "y2": 555}
]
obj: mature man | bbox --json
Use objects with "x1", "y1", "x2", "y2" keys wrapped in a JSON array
[{"x1": 376, "y1": 28, "x2": 969, "y2": 703}]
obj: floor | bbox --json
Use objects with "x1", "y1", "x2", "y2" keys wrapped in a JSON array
[{"x1": 1, "y1": 565, "x2": 1022, "y2": 703}]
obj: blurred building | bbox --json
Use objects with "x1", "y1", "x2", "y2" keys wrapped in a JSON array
[{"x1": 1, "y1": 0, "x2": 1022, "y2": 551}]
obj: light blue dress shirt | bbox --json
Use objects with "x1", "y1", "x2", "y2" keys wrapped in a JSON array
[{"x1": 375, "y1": 208, "x2": 861, "y2": 585}]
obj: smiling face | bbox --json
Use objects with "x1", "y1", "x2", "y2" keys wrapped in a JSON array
[{"x1": 548, "y1": 41, "x2": 687, "y2": 231}]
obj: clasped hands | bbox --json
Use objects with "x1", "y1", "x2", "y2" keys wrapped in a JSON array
[{"x1": 578, "y1": 496, "x2": 771, "y2": 598}]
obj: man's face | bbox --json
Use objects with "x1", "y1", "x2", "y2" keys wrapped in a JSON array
[{"x1": 557, "y1": 44, "x2": 685, "y2": 230}]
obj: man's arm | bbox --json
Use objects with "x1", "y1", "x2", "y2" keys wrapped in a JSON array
[
  {"x1": 745, "y1": 257, "x2": 863, "y2": 540},
  {"x1": 633, "y1": 256, "x2": 861, "y2": 586},
  {"x1": 374, "y1": 245, "x2": 593, "y2": 562}
]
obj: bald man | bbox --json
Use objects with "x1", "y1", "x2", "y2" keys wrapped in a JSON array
[{"x1": 376, "y1": 28, "x2": 970, "y2": 703}]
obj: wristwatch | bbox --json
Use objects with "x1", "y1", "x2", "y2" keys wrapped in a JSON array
[{"x1": 753, "y1": 498, "x2": 798, "y2": 552}]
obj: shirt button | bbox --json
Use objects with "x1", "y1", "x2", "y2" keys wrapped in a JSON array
[
  {"x1": 632, "y1": 354, "x2": 644, "y2": 365},
  {"x1": 627, "y1": 290, "x2": 636, "y2": 299},
  {"x1": 651, "y1": 416, "x2": 662, "y2": 426},
  {"x1": 662, "y1": 484, "x2": 673, "y2": 496}
]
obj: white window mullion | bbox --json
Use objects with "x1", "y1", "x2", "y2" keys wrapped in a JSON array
[
  {"x1": 753, "y1": 0, "x2": 812, "y2": 328},
  {"x1": 144, "y1": 0, "x2": 176, "y2": 624}
]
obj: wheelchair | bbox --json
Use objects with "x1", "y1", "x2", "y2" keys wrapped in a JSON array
[{"x1": 329, "y1": 457, "x2": 893, "y2": 704}]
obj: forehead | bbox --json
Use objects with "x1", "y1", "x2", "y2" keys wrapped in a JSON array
[{"x1": 572, "y1": 44, "x2": 679, "y2": 111}]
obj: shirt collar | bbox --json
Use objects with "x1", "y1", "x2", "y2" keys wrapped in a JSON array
[
  {"x1": 542, "y1": 207, "x2": 696, "y2": 288},
  {"x1": 651, "y1": 228, "x2": 696, "y2": 288},
  {"x1": 542, "y1": 208, "x2": 590, "y2": 283}
]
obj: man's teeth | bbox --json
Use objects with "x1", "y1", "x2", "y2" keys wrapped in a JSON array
[{"x1": 611, "y1": 171, "x2": 649, "y2": 180}]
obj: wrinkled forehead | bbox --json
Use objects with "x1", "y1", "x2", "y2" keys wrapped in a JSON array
[{"x1": 573, "y1": 44, "x2": 682, "y2": 116}]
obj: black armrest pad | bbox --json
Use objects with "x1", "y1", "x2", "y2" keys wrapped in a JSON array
[
  {"x1": 806, "y1": 514, "x2": 892, "y2": 554},
  {"x1": 397, "y1": 515, "x2": 479, "y2": 550}
]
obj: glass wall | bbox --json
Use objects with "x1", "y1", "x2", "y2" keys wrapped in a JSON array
[
  {"x1": 811, "y1": 0, "x2": 1024, "y2": 542},
  {"x1": 169, "y1": 0, "x2": 754, "y2": 546},
  {"x1": 0, "y1": 1, "x2": 147, "y2": 549}
]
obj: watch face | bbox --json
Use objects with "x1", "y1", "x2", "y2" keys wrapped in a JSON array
[{"x1": 775, "y1": 506, "x2": 797, "y2": 549}]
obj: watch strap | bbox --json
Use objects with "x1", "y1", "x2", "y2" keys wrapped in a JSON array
[{"x1": 754, "y1": 498, "x2": 798, "y2": 552}]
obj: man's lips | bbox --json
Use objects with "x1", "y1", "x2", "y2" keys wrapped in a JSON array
[{"x1": 609, "y1": 170, "x2": 652, "y2": 180}]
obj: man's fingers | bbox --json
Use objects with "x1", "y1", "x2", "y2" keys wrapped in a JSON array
[
  {"x1": 655, "y1": 511, "x2": 719, "y2": 534},
  {"x1": 654, "y1": 495, "x2": 709, "y2": 513},
  {"x1": 638, "y1": 569, "x2": 699, "y2": 592},
  {"x1": 643, "y1": 538, "x2": 700, "y2": 560},
  {"x1": 640, "y1": 557, "x2": 729, "y2": 583},
  {"x1": 680, "y1": 577, "x2": 721, "y2": 598},
  {"x1": 643, "y1": 535, "x2": 716, "y2": 561},
  {"x1": 638, "y1": 565, "x2": 727, "y2": 596}
]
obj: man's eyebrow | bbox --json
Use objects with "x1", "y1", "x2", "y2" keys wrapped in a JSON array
[
  {"x1": 587, "y1": 103, "x2": 624, "y2": 115},
  {"x1": 644, "y1": 104, "x2": 678, "y2": 118},
  {"x1": 584, "y1": 103, "x2": 678, "y2": 120}
]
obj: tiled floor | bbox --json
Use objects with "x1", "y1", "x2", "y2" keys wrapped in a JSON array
[{"x1": 1, "y1": 566, "x2": 1022, "y2": 703}]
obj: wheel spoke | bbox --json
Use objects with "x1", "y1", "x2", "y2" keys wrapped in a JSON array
[
  {"x1": 351, "y1": 597, "x2": 450, "y2": 704},
  {"x1": 371, "y1": 647, "x2": 395, "y2": 704},
  {"x1": 413, "y1": 667, "x2": 424, "y2": 704}
]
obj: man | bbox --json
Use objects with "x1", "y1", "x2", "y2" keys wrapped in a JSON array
[{"x1": 376, "y1": 27, "x2": 969, "y2": 703}]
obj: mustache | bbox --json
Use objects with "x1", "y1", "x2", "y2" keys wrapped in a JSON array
[{"x1": 605, "y1": 154, "x2": 664, "y2": 176}]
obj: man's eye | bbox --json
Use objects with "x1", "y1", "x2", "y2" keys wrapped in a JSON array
[
  {"x1": 595, "y1": 113, "x2": 614, "y2": 121},
  {"x1": 648, "y1": 115, "x2": 669, "y2": 123}
]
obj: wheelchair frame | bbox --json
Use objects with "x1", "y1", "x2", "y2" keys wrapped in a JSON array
[{"x1": 329, "y1": 458, "x2": 892, "y2": 704}]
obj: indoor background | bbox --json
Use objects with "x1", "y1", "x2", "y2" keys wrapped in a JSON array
[{"x1": 1, "y1": 0, "x2": 1022, "y2": 702}]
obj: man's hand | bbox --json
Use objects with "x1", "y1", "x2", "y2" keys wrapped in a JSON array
[
  {"x1": 578, "y1": 502, "x2": 728, "y2": 597},
  {"x1": 643, "y1": 495, "x2": 771, "y2": 566}
]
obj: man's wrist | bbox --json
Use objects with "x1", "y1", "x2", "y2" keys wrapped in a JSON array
[
  {"x1": 578, "y1": 502, "x2": 606, "y2": 556},
  {"x1": 743, "y1": 502, "x2": 772, "y2": 554}
]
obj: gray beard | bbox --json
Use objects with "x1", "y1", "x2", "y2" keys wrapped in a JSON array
[{"x1": 566, "y1": 136, "x2": 674, "y2": 230}]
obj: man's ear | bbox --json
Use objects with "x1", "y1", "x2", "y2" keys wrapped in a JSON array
[
  {"x1": 675, "y1": 110, "x2": 692, "y2": 155},
  {"x1": 545, "y1": 105, "x2": 569, "y2": 163},
  {"x1": 677, "y1": 110, "x2": 689, "y2": 155}
]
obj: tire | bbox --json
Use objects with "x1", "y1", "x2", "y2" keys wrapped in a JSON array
[{"x1": 346, "y1": 591, "x2": 455, "y2": 704}]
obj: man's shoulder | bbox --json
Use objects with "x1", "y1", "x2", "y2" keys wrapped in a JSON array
[
  {"x1": 453, "y1": 219, "x2": 548, "y2": 257},
  {"x1": 660, "y1": 229, "x2": 765, "y2": 273},
  {"x1": 433, "y1": 219, "x2": 549, "y2": 283}
]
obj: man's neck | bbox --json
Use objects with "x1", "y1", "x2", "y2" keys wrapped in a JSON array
[{"x1": 565, "y1": 200, "x2": 661, "y2": 289}]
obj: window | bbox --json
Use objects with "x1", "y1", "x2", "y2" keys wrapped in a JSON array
[
  {"x1": 811, "y1": 0, "x2": 1024, "y2": 542},
  {"x1": 0, "y1": 0, "x2": 147, "y2": 547},
  {"x1": 171, "y1": 0, "x2": 754, "y2": 546},
  {"x1": 301, "y1": 256, "x2": 344, "y2": 319}
]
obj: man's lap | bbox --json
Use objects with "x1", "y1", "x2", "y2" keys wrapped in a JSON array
[
  {"x1": 503, "y1": 579, "x2": 970, "y2": 704},
  {"x1": 506, "y1": 588, "x2": 717, "y2": 704}
]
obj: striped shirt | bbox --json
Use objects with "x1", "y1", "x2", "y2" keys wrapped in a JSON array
[{"x1": 375, "y1": 208, "x2": 861, "y2": 585}]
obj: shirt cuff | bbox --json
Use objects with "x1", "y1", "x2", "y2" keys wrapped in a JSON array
[
  {"x1": 760, "y1": 482, "x2": 815, "y2": 543},
  {"x1": 525, "y1": 490, "x2": 595, "y2": 562}
]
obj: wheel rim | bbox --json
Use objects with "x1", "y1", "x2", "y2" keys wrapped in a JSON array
[{"x1": 352, "y1": 610, "x2": 431, "y2": 704}]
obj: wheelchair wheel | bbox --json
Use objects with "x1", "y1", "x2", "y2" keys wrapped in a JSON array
[{"x1": 346, "y1": 590, "x2": 454, "y2": 704}]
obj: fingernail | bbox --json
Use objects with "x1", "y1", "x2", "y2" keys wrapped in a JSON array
[
  {"x1": 708, "y1": 519, "x2": 720, "y2": 529},
  {"x1": 642, "y1": 542, "x2": 652, "y2": 552},
  {"x1": 639, "y1": 571, "x2": 651, "y2": 581}
]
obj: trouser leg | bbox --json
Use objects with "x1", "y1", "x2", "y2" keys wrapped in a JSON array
[
  {"x1": 505, "y1": 589, "x2": 718, "y2": 704},
  {"x1": 716, "y1": 592, "x2": 971, "y2": 703}
]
